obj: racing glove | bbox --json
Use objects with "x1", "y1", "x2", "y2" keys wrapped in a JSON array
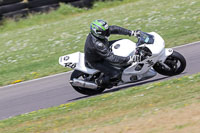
[{"x1": 131, "y1": 30, "x2": 141, "y2": 37}]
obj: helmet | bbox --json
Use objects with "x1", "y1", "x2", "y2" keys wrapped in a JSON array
[{"x1": 90, "y1": 19, "x2": 110, "y2": 39}]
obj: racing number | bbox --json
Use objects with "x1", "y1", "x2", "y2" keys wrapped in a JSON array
[
  {"x1": 63, "y1": 56, "x2": 76, "y2": 69},
  {"x1": 65, "y1": 62, "x2": 76, "y2": 69},
  {"x1": 64, "y1": 56, "x2": 69, "y2": 61}
]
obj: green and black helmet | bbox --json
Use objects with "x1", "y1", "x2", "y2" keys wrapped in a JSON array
[{"x1": 90, "y1": 19, "x2": 110, "y2": 39}]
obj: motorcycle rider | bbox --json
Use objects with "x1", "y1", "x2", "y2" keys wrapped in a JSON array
[{"x1": 84, "y1": 19, "x2": 140, "y2": 87}]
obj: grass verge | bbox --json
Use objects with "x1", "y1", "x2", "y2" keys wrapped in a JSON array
[
  {"x1": 0, "y1": 73, "x2": 200, "y2": 133},
  {"x1": 0, "y1": 0, "x2": 200, "y2": 86}
]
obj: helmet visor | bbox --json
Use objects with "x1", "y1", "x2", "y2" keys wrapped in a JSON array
[{"x1": 98, "y1": 28, "x2": 110, "y2": 38}]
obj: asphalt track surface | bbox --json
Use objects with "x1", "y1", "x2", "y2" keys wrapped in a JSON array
[{"x1": 0, "y1": 41, "x2": 200, "y2": 120}]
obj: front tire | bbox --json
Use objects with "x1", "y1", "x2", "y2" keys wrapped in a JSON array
[
  {"x1": 153, "y1": 51, "x2": 186, "y2": 76},
  {"x1": 70, "y1": 70, "x2": 105, "y2": 96}
]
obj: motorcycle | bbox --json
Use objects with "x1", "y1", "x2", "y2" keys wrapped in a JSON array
[{"x1": 59, "y1": 31, "x2": 186, "y2": 95}]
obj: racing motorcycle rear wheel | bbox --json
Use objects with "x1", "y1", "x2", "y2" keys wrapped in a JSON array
[
  {"x1": 153, "y1": 51, "x2": 186, "y2": 76},
  {"x1": 70, "y1": 70, "x2": 105, "y2": 95}
]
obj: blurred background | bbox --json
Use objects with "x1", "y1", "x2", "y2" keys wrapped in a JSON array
[{"x1": 0, "y1": 0, "x2": 199, "y2": 86}]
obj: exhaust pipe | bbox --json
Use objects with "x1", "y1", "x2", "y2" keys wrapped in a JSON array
[{"x1": 70, "y1": 78, "x2": 98, "y2": 89}]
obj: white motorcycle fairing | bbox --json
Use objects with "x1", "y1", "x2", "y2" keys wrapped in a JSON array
[{"x1": 111, "y1": 32, "x2": 173, "y2": 82}]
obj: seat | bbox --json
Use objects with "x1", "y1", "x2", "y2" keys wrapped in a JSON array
[{"x1": 75, "y1": 52, "x2": 99, "y2": 75}]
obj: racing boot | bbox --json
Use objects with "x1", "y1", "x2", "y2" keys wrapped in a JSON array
[{"x1": 95, "y1": 75, "x2": 113, "y2": 88}]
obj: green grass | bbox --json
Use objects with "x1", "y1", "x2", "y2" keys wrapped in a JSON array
[
  {"x1": 0, "y1": 0, "x2": 200, "y2": 86},
  {"x1": 0, "y1": 73, "x2": 200, "y2": 133}
]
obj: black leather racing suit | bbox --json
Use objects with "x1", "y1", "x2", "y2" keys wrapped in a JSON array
[{"x1": 84, "y1": 25, "x2": 133, "y2": 84}]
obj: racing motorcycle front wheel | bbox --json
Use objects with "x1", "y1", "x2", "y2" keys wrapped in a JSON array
[
  {"x1": 70, "y1": 70, "x2": 105, "y2": 95},
  {"x1": 153, "y1": 51, "x2": 186, "y2": 76}
]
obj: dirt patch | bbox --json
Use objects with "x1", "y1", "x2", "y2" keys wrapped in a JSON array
[{"x1": 85, "y1": 103, "x2": 200, "y2": 133}]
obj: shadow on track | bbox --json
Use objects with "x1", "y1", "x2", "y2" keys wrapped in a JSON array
[
  {"x1": 103, "y1": 72, "x2": 187, "y2": 94},
  {"x1": 67, "y1": 95, "x2": 90, "y2": 102},
  {"x1": 67, "y1": 76, "x2": 169, "y2": 102},
  {"x1": 104, "y1": 76, "x2": 169, "y2": 94},
  {"x1": 67, "y1": 72, "x2": 187, "y2": 102}
]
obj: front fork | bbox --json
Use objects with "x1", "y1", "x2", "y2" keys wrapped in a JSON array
[{"x1": 135, "y1": 48, "x2": 173, "y2": 81}]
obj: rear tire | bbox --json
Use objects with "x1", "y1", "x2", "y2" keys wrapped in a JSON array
[
  {"x1": 0, "y1": 0, "x2": 22, "y2": 6},
  {"x1": 0, "y1": 2, "x2": 27, "y2": 14},
  {"x1": 27, "y1": 0, "x2": 58, "y2": 9},
  {"x1": 153, "y1": 51, "x2": 186, "y2": 76},
  {"x1": 3, "y1": 9, "x2": 28, "y2": 18},
  {"x1": 70, "y1": 70, "x2": 105, "y2": 96},
  {"x1": 29, "y1": 4, "x2": 59, "y2": 14}
]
